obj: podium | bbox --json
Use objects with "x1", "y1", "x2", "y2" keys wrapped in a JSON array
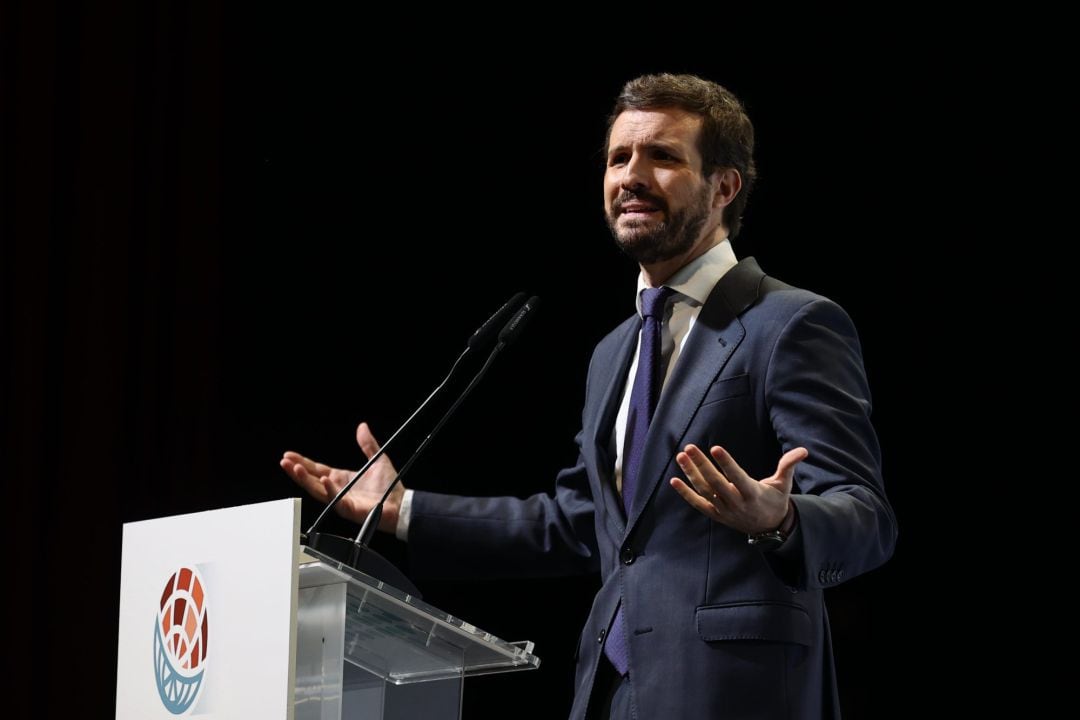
[
  {"x1": 117, "y1": 499, "x2": 540, "y2": 719},
  {"x1": 296, "y1": 543, "x2": 539, "y2": 719}
]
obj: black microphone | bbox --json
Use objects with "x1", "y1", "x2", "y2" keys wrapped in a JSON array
[
  {"x1": 498, "y1": 294, "x2": 539, "y2": 346},
  {"x1": 354, "y1": 296, "x2": 541, "y2": 549},
  {"x1": 303, "y1": 292, "x2": 527, "y2": 543},
  {"x1": 470, "y1": 291, "x2": 527, "y2": 348}
]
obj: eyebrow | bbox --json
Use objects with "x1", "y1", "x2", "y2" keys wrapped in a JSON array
[{"x1": 607, "y1": 141, "x2": 684, "y2": 158}]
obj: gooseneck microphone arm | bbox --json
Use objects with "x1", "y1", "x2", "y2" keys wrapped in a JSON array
[
  {"x1": 303, "y1": 292, "x2": 526, "y2": 540},
  {"x1": 353, "y1": 345, "x2": 500, "y2": 546},
  {"x1": 303, "y1": 347, "x2": 467, "y2": 540},
  {"x1": 354, "y1": 295, "x2": 541, "y2": 548}
]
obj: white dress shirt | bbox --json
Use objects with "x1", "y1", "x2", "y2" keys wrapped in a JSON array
[{"x1": 611, "y1": 240, "x2": 738, "y2": 495}]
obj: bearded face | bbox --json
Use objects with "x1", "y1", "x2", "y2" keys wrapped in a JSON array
[{"x1": 604, "y1": 109, "x2": 720, "y2": 266}]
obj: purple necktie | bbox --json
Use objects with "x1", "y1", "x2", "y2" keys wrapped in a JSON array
[{"x1": 604, "y1": 286, "x2": 672, "y2": 676}]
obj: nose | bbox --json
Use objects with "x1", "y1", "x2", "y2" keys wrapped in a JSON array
[{"x1": 620, "y1": 152, "x2": 650, "y2": 192}]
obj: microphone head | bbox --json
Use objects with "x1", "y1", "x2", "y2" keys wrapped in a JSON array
[
  {"x1": 497, "y1": 295, "x2": 540, "y2": 346},
  {"x1": 468, "y1": 292, "x2": 527, "y2": 349}
]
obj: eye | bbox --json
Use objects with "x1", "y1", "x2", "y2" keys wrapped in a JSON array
[
  {"x1": 608, "y1": 152, "x2": 629, "y2": 166},
  {"x1": 654, "y1": 149, "x2": 678, "y2": 162}
]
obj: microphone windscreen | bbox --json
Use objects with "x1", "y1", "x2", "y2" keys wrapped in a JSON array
[
  {"x1": 468, "y1": 292, "x2": 527, "y2": 349},
  {"x1": 497, "y1": 296, "x2": 540, "y2": 346}
]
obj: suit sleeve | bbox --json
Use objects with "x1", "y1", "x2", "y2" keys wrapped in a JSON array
[
  {"x1": 763, "y1": 298, "x2": 897, "y2": 590},
  {"x1": 406, "y1": 429, "x2": 600, "y2": 579}
]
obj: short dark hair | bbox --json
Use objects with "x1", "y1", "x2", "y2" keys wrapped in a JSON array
[{"x1": 607, "y1": 74, "x2": 757, "y2": 238}]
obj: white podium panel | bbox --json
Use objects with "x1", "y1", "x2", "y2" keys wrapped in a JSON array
[{"x1": 117, "y1": 499, "x2": 301, "y2": 719}]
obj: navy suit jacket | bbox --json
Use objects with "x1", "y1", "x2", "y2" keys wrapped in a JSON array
[{"x1": 408, "y1": 258, "x2": 897, "y2": 719}]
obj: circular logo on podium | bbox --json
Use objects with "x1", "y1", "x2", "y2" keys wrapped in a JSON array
[{"x1": 153, "y1": 567, "x2": 209, "y2": 715}]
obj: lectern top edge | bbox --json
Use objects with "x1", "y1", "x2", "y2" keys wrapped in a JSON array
[{"x1": 298, "y1": 544, "x2": 541, "y2": 674}]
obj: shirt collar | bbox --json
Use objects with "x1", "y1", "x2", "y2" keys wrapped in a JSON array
[{"x1": 634, "y1": 239, "x2": 739, "y2": 315}]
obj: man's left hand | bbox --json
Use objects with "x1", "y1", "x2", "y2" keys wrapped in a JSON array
[{"x1": 670, "y1": 444, "x2": 808, "y2": 534}]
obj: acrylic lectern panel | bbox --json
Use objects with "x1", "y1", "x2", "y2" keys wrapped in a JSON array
[{"x1": 294, "y1": 545, "x2": 540, "y2": 720}]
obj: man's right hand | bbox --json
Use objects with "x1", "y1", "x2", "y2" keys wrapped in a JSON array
[{"x1": 280, "y1": 422, "x2": 404, "y2": 533}]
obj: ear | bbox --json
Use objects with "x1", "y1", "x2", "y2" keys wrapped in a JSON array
[{"x1": 709, "y1": 168, "x2": 742, "y2": 210}]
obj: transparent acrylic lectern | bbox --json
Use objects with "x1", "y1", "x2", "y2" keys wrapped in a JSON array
[{"x1": 295, "y1": 545, "x2": 540, "y2": 719}]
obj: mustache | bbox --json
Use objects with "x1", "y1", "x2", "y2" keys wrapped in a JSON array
[{"x1": 613, "y1": 190, "x2": 668, "y2": 214}]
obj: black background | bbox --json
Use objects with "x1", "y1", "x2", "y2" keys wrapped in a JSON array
[{"x1": 3, "y1": 4, "x2": 1001, "y2": 718}]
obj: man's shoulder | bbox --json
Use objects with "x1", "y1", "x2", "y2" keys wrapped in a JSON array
[
  {"x1": 756, "y1": 273, "x2": 831, "y2": 312},
  {"x1": 747, "y1": 273, "x2": 862, "y2": 349},
  {"x1": 709, "y1": 262, "x2": 857, "y2": 348},
  {"x1": 704, "y1": 256, "x2": 838, "y2": 320}
]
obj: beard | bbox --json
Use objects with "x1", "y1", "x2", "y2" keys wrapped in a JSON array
[{"x1": 606, "y1": 185, "x2": 712, "y2": 265}]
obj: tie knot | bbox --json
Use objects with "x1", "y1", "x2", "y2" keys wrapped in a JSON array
[{"x1": 640, "y1": 286, "x2": 673, "y2": 321}]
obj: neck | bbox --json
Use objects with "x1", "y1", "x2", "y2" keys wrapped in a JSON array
[{"x1": 640, "y1": 230, "x2": 726, "y2": 287}]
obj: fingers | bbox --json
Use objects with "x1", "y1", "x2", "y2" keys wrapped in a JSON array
[
  {"x1": 772, "y1": 447, "x2": 808, "y2": 493},
  {"x1": 708, "y1": 446, "x2": 755, "y2": 495},
  {"x1": 281, "y1": 450, "x2": 346, "y2": 501},
  {"x1": 279, "y1": 453, "x2": 306, "y2": 482},
  {"x1": 321, "y1": 474, "x2": 347, "y2": 499},
  {"x1": 355, "y1": 422, "x2": 381, "y2": 460},
  {"x1": 677, "y1": 445, "x2": 739, "y2": 505},
  {"x1": 282, "y1": 450, "x2": 335, "y2": 478},
  {"x1": 669, "y1": 477, "x2": 721, "y2": 520},
  {"x1": 280, "y1": 455, "x2": 328, "y2": 499}
]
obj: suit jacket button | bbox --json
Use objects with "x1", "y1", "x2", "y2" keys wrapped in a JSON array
[
  {"x1": 621, "y1": 547, "x2": 635, "y2": 565},
  {"x1": 597, "y1": 628, "x2": 606, "y2": 644}
]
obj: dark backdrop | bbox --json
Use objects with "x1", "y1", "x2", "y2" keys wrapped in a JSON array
[{"x1": 3, "y1": 4, "x2": 987, "y2": 718}]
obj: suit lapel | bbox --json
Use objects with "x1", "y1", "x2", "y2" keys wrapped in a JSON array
[
  {"x1": 584, "y1": 316, "x2": 639, "y2": 533},
  {"x1": 624, "y1": 258, "x2": 765, "y2": 536}
]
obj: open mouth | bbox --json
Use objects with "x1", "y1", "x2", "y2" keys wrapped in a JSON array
[
  {"x1": 616, "y1": 194, "x2": 666, "y2": 219},
  {"x1": 621, "y1": 203, "x2": 660, "y2": 216}
]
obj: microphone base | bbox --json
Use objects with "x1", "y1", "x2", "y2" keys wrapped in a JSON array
[{"x1": 303, "y1": 532, "x2": 420, "y2": 597}]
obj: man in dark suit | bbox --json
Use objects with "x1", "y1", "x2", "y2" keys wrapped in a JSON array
[{"x1": 281, "y1": 73, "x2": 896, "y2": 719}]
